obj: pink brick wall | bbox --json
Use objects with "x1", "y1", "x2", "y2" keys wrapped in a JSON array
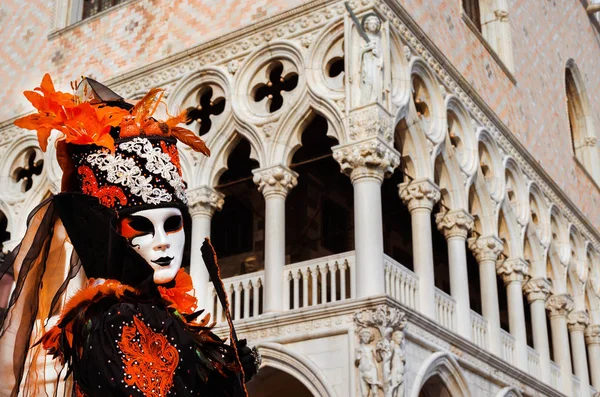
[{"x1": 1, "y1": 0, "x2": 599, "y2": 229}]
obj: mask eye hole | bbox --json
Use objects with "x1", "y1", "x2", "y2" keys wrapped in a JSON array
[
  {"x1": 120, "y1": 216, "x2": 154, "y2": 239},
  {"x1": 164, "y1": 215, "x2": 183, "y2": 233}
]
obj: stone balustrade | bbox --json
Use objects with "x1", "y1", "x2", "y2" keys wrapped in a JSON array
[
  {"x1": 384, "y1": 254, "x2": 419, "y2": 310},
  {"x1": 500, "y1": 329, "x2": 516, "y2": 365},
  {"x1": 435, "y1": 288, "x2": 457, "y2": 332},
  {"x1": 470, "y1": 310, "x2": 488, "y2": 349},
  {"x1": 283, "y1": 251, "x2": 355, "y2": 310},
  {"x1": 550, "y1": 360, "x2": 562, "y2": 390},
  {"x1": 527, "y1": 346, "x2": 541, "y2": 379}
]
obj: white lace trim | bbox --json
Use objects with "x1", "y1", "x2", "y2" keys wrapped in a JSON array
[
  {"x1": 86, "y1": 151, "x2": 172, "y2": 205},
  {"x1": 119, "y1": 138, "x2": 187, "y2": 203}
]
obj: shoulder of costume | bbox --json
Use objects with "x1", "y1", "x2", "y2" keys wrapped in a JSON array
[{"x1": 41, "y1": 278, "x2": 139, "y2": 361}]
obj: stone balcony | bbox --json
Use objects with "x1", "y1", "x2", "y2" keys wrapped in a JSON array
[{"x1": 208, "y1": 252, "x2": 598, "y2": 397}]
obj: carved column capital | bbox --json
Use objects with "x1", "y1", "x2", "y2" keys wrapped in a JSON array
[
  {"x1": 347, "y1": 103, "x2": 394, "y2": 143},
  {"x1": 496, "y1": 258, "x2": 529, "y2": 284},
  {"x1": 467, "y1": 236, "x2": 503, "y2": 263},
  {"x1": 435, "y1": 209, "x2": 474, "y2": 240},
  {"x1": 187, "y1": 187, "x2": 225, "y2": 217},
  {"x1": 333, "y1": 138, "x2": 400, "y2": 183},
  {"x1": 252, "y1": 165, "x2": 298, "y2": 198},
  {"x1": 585, "y1": 324, "x2": 600, "y2": 345},
  {"x1": 545, "y1": 294, "x2": 574, "y2": 318},
  {"x1": 398, "y1": 178, "x2": 440, "y2": 212},
  {"x1": 568, "y1": 310, "x2": 590, "y2": 332},
  {"x1": 523, "y1": 277, "x2": 552, "y2": 303}
]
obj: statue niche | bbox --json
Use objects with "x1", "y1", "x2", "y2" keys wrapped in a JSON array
[{"x1": 346, "y1": 8, "x2": 390, "y2": 109}]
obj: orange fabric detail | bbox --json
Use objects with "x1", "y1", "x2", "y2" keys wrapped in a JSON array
[
  {"x1": 41, "y1": 279, "x2": 136, "y2": 358},
  {"x1": 118, "y1": 316, "x2": 178, "y2": 397},
  {"x1": 160, "y1": 141, "x2": 182, "y2": 176},
  {"x1": 158, "y1": 269, "x2": 198, "y2": 315},
  {"x1": 75, "y1": 382, "x2": 88, "y2": 397},
  {"x1": 14, "y1": 74, "x2": 128, "y2": 152},
  {"x1": 78, "y1": 165, "x2": 127, "y2": 208}
]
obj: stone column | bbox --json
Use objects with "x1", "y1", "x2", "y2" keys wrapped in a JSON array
[
  {"x1": 252, "y1": 165, "x2": 298, "y2": 312},
  {"x1": 435, "y1": 209, "x2": 474, "y2": 340},
  {"x1": 187, "y1": 187, "x2": 225, "y2": 310},
  {"x1": 585, "y1": 324, "x2": 600, "y2": 390},
  {"x1": 398, "y1": 179, "x2": 440, "y2": 319},
  {"x1": 568, "y1": 311, "x2": 591, "y2": 394},
  {"x1": 523, "y1": 277, "x2": 552, "y2": 383},
  {"x1": 333, "y1": 138, "x2": 399, "y2": 298},
  {"x1": 468, "y1": 236, "x2": 503, "y2": 356},
  {"x1": 496, "y1": 258, "x2": 529, "y2": 371},
  {"x1": 546, "y1": 294, "x2": 574, "y2": 396}
]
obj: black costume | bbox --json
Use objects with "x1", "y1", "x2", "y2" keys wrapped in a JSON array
[{"x1": 0, "y1": 75, "x2": 256, "y2": 397}]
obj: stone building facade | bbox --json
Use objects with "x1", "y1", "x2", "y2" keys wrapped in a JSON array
[{"x1": 1, "y1": 0, "x2": 600, "y2": 396}]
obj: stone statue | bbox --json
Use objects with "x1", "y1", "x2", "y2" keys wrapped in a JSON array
[
  {"x1": 390, "y1": 330, "x2": 406, "y2": 397},
  {"x1": 354, "y1": 305, "x2": 407, "y2": 397},
  {"x1": 355, "y1": 328, "x2": 381, "y2": 397},
  {"x1": 359, "y1": 14, "x2": 383, "y2": 105}
]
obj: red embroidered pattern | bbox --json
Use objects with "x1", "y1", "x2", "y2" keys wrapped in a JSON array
[
  {"x1": 78, "y1": 165, "x2": 127, "y2": 208},
  {"x1": 118, "y1": 316, "x2": 178, "y2": 397},
  {"x1": 160, "y1": 141, "x2": 182, "y2": 176}
]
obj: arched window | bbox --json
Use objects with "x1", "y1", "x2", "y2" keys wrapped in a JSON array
[
  {"x1": 462, "y1": 0, "x2": 514, "y2": 71},
  {"x1": 463, "y1": 0, "x2": 482, "y2": 32},
  {"x1": 565, "y1": 64, "x2": 600, "y2": 183},
  {"x1": 82, "y1": 0, "x2": 128, "y2": 20}
]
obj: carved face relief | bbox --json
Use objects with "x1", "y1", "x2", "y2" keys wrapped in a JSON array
[
  {"x1": 363, "y1": 15, "x2": 381, "y2": 34},
  {"x1": 119, "y1": 207, "x2": 185, "y2": 284}
]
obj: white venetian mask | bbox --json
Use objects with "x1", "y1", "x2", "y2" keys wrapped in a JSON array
[{"x1": 119, "y1": 207, "x2": 185, "y2": 284}]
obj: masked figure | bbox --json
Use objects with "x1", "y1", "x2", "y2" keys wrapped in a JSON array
[{"x1": 0, "y1": 75, "x2": 258, "y2": 397}]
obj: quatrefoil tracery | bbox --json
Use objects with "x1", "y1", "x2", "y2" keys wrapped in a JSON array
[
  {"x1": 186, "y1": 86, "x2": 226, "y2": 136},
  {"x1": 251, "y1": 61, "x2": 299, "y2": 114},
  {"x1": 12, "y1": 149, "x2": 44, "y2": 193}
]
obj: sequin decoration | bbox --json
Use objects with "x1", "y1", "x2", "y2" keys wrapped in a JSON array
[
  {"x1": 78, "y1": 165, "x2": 127, "y2": 208},
  {"x1": 118, "y1": 316, "x2": 178, "y2": 397}
]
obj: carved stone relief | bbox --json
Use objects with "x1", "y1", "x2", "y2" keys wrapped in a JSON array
[{"x1": 354, "y1": 305, "x2": 407, "y2": 397}]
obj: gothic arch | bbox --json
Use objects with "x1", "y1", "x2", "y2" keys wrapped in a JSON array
[
  {"x1": 468, "y1": 170, "x2": 497, "y2": 237},
  {"x1": 527, "y1": 182, "x2": 551, "y2": 247},
  {"x1": 167, "y1": 66, "x2": 233, "y2": 140},
  {"x1": 410, "y1": 352, "x2": 471, "y2": 397},
  {"x1": 254, "y1": 342, "x2": 337, "y2": 397},
  {"x1": 497, "y1": 201, "x2": 524, "y2": 259},
  {"x1": 503, "y1": 157, "x2": 529, "y2": 227},
  {"x1": 476, "y1": 128, "x2": 504, "y2": 204},
  {"x1": 524, "y1": 224, "x2": 547, "y2": 279},
  {"x1": 269, "y1": 93, "x2": 344, "y2": 166},
  {"x1": 408, "y1": 58, "x2": 445, "y2": 144},
  {"x1": 434, "y1": 148, "x2": 467, "y2": 211},
  {"x1": 306, "y1": 18, "x2": 345, "y2": 99},
  {"x1": 445, "y1": 96, "x2": 478, "y2": 177}
]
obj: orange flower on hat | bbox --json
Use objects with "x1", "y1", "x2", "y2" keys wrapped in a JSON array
[{"x1": 14, "y1": 74, "x2": 129, "y2": 152}]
